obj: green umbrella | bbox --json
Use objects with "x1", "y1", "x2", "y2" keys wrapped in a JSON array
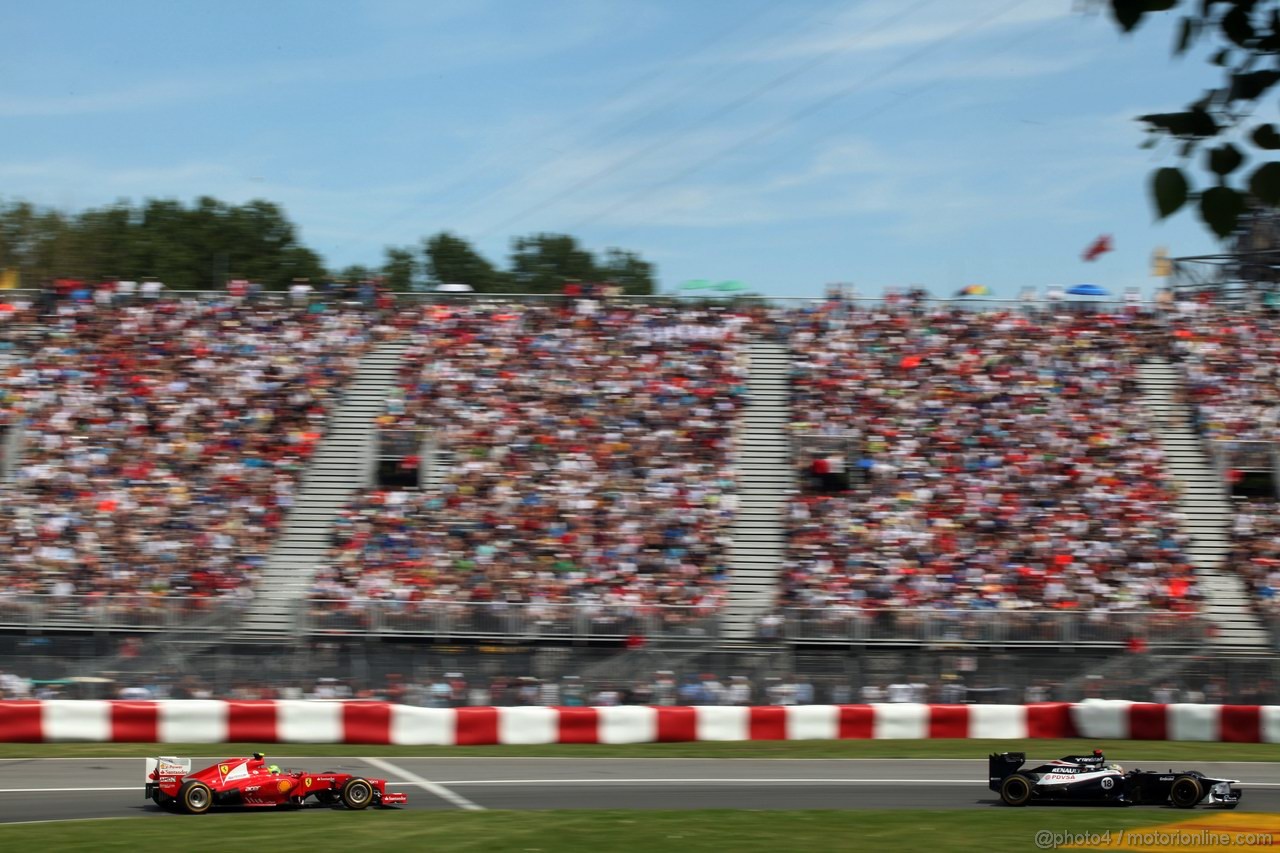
[{"x1": 713, "y1": 280, "x2": 747, "y2": 292}]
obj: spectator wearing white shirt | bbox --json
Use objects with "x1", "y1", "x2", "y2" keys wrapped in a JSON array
[
  {"x1": 886, "y1": 681, "x2": 914, "y2": 703},
  {"x1": 290, "y1": 279, "x2": 313, "y2": 306}
]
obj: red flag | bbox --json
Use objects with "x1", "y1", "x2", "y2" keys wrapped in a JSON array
[{"x1": 1082, "y1": 234, "x2": 1113, "y2": 262}]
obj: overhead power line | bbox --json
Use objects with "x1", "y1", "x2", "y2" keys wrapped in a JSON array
[
  {"x1": 441, "y1": 0, "x2": 852, "y2": 238},
  {"x1": 473, "y1": 0, "x2": 940, "y2": 240},
  {"x1": 570, "y1": 0, "x2": 1036, "y2": 232},
  {"x1": 326, "y1": 0, "x2": 783, "y2": 256}
]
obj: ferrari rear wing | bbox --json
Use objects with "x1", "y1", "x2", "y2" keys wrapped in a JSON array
[
  {"x1": 144, "y1": 756, "x2": 191, "y2": 802},
  {"x1": 145, "y1": 756, "x2": 191, "y2": 782}
]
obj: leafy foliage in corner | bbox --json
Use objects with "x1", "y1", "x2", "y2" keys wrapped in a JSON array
[{"x1": 1105, "y1": 0, "x2": 1280, "y2": 238}]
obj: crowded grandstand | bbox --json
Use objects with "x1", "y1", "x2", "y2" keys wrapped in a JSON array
[{"x1": 0, "y1": 289, "x2": 1275, "y2": 611}]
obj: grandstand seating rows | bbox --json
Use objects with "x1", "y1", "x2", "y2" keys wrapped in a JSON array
[{"x1": 0, "y1": 296, "x2": 1276, "y2": 625}]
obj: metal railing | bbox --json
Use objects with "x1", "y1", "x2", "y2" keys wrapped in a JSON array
[
  {"x1": 0, "y1": 594, "x2": 716, "y2": 642},
  {"x1": 778, "y1": 607, "x2": 1208, "y2": 647},
  {"x1": 0, "y1": 595, "x2": 250, "y2": 633},
  {"x1": 299, "y1": 599, "x2": 721, "y2": 643},
  {"x1": 0, "y1": 594, "x2": 1221, "y2": 649},
  {"x1": 2, "y1": 287, "x2": 1168, "y2": 310}
]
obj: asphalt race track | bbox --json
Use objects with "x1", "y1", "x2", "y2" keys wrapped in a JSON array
[{"x1": 0, "y1": 757, "x2": 1278, "y2": 823}]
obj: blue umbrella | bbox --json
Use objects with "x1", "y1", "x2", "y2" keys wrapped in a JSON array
[{"x1": 1067, "y1": 284, "x2": 1109, "y2": 297}]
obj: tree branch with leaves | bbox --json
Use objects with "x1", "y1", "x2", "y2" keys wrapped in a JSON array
[{"x1": 1107, "y1": 0, "x2": 1280, "y2": 236}]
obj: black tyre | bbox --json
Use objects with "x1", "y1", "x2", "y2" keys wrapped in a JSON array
[
  {"x1": 1169, "y1": 776, "x2": 1203, "y2": 809},
  {"x1": 340, "y1": 778, "x2": 374, "y2": 810},
  {"x1": 179, "y1": 780, "x2": 213, "y2": 815},
  {"x1": 1000, "y1": 774, "x2": 1034, "y2": 807}
]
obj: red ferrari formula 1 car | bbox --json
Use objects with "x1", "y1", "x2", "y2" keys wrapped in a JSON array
[{"x1": 145, "y1": 753, "x2": 408, "y2": 813}]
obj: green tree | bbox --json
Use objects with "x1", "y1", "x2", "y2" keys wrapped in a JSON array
[
  {"x1": 278, "y1": 245, "x2": 328, "y2": 289},
  {"x1": 508, "y1": 233, "x2": 599, "y2": 293},
  {"x1": 381, "y1": 246, "x2": 419, "y2": 291},
  {"x1": 0, "y1": 201, "x2": 70, "y2": 283},
  {"x1": 337, "y1": 264, "x2": 374, "y2": 282},
  {"x1": 423, "y1": 231, "x2": 507, "y2": 291},
  {"x1": 0, "y1": 196, "x2": 328, "y2": 290},
  {"x1": 1105, "y1": 0, "x2": 1280, "y2": 237},
  {"x1": 597, "y1": 247, "x2": 656, "y2": 294}
]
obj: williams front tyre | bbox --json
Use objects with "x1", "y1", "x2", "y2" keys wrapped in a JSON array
[{"x1": 1169, "y1": 776, "x2": 1203, "y2": 809}]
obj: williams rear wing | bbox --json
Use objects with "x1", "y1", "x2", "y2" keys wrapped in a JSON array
[{"x1": 988, "y1": 752, "x2": 1026, "y2": 792}]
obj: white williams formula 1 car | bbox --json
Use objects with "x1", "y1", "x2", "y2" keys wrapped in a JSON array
[{"x1": 989, "y1": 750, "x2": 1241, "y2": 808}]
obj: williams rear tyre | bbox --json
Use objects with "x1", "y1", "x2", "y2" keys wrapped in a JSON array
[
  {"x1": 1170, "y1": 776, "x2": 1204, "y2": 809},
  {"x1": 340, "y1": 778, "x2": 374, "y2": 810},
  {"x1": 1000, "y1": 774, "x2": 1034, "y2": 807},
  {"x1": 178, "y1": 780, "x2": 213, "y2": 815}
]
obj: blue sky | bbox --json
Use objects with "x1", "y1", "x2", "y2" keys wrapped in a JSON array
[{"x1": 0, "y1": 0, "x2": 1244, "y2": 297}]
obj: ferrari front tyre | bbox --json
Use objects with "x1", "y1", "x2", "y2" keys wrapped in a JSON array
[
  {"x1": 341, "y1": 778, "x2": 374, "y2": 810},
  {"x1": 178, "y1": 780, "x2": 213, "y2": 815},
  {"x1": 1000, "y1": 774, "x2": 1034, "y2": 807},
  {"x1": 1169, "y1": 776, "x2": 1203, "y2": 809}
]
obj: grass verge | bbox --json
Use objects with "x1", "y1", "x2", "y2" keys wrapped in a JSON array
[
  {"x1": 0, "y1": 809, "x2": 1183, "y2": 853},
  {"x1": 1, "y1": 738, "x2": 1277, "y2": 761}
]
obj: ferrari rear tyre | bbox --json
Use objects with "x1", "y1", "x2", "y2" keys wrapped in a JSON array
[
  {"x1": 1000, "y1": 774, "x2": 1034, "y2": 807},
  {"x1": 1170, "y1": 776, "x2": 1203, "y2": 809},
  {"x1": 341, "y1": 778, "x2": 374, "y2": 810},
  {"x1": 178, "y1": 780, "x2": 213, "y2": 815}
]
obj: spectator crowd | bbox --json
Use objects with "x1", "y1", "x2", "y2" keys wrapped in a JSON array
[
  {"x1": 0, "y1": 296, "x2": 374, "y2": 599},
  {"x1": 2, "y1": 285, "x2": 1280, "y2": 634},
  {"x1": 309, "y1": 302, "x2": 749, "y2": 620},
  {"x1": 780, "y1": 302, "x2": 1197, "y2": 624}
]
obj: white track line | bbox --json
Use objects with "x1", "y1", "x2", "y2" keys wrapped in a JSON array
[
  {"x1": 362, "y1": 757, "x2": 484, "y2": 811},
  {"x1": 440, "y1": 778, "x2": 979, "y2": 786},
  {"x1": 0, "y1": 817, "x2": 132, "y2": 828},
  {"x1": 3, "y1": 756, "x2": 1278, "y2": 763},
  {"x1": 436, "y1": 778, "x2": 1280, "y2": 788}
]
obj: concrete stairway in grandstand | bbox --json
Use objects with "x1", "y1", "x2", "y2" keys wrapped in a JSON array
[
  {"x1": 1, "y1": 425, "x2": 22, "y2": 482},
  {"x1": 0, "y1": 323, "x2": 40, "y2": 481},
  {"x1": 237, "y1": 338, "x2": 409, "y2": 636},
  {"x1": 723, "y1": 338, "x2": 793, "y2": 642},
  {"x1": 1136, "y1": 358, "x2": 1270, "y2": 649}
]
